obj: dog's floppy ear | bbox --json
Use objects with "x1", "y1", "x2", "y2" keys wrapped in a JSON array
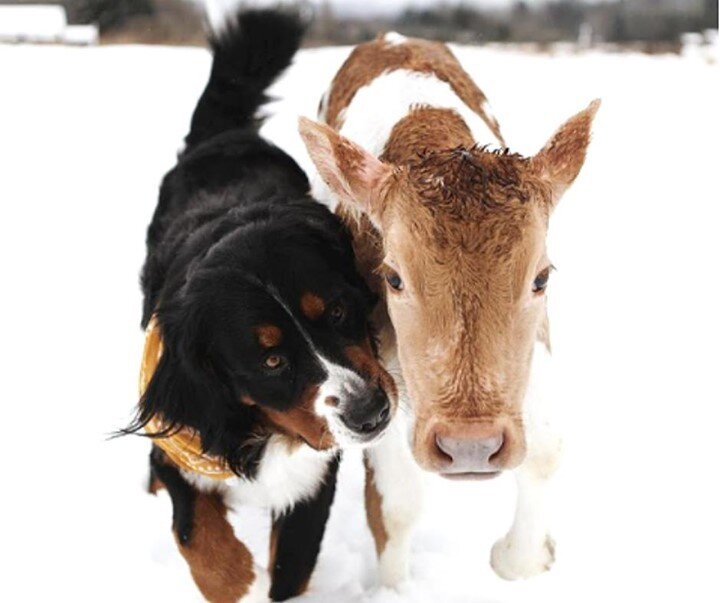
[
  {"x1": 129, "y1": 296, "x2": 266, "y2": 477},
  {"x1": 138, "y1": 302, "x2": 223, "y2": 432}
]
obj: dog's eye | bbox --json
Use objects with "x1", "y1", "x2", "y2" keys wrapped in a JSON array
[
  {"x1": 385, "y1": 270, "x2": 404, "y2": 292},
  {"x1": 263, "y1": 353, "x2": 286, "y2": 371},
  {"x1": 532, "y1": 266, "x2": 553, "y2": 295},
  {"x1": 328, "y1": 302, "x2": 346, "y2": 325}
]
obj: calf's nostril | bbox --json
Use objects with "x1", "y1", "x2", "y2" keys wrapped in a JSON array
[
  {"x1": 434, "y1": 436, "x2": 454, "y2": 465},
  {"x1": 435, "y1": 434, "x2": 454, "y2": 461}
]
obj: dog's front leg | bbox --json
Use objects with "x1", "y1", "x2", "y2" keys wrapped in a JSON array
[
  {"x1": 268, "y1": 455, "x2": 340, "y2": 601},
  {"x1": 150, "y1": 447, "x2": 270, "y2": 602},
  {"x1": 364, "y1": 419, "x2": 424, "y2": 588},
  {"x1": 490, "y1": 344, "x2": 561, "y2": 580}
]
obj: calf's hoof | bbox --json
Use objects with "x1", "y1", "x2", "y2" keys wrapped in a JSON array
[
  {"x1": 490, "y1": 534, "x2": 555, "y2": 580},
  {"x1": 378, "y1": 544, "x2": 411, "y2": 589}
]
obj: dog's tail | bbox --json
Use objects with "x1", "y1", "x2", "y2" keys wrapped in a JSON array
[{"x1": 184, "y1": 9, "x2": 306, "y2": 148}]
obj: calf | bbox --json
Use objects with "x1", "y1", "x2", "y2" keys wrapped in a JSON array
[{"x1": 300, "y1": 33, "x2": 598, "y2": 584}]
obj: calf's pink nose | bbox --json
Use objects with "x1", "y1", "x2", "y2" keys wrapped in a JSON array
[{"x1": 435, "y1": 432, "x2": 504, "y2": 474}]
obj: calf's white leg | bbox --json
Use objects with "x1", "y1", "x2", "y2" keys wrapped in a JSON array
[
  {"x1": 490, "y1": 448, "x2": 559, "y2": 579},
  {"x1": 491, "y1": 343, "x2": 561, "y2": 580}
]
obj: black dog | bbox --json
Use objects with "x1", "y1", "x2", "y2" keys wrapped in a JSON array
[{"x1": 128, "y1": 10, "x2": 396, "y2": 602}]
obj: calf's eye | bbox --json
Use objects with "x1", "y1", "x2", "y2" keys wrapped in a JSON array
[
  {"x1": 385, "y1": 270, "x2": 404, "y2": 292},
  {"x1": 532, "y1": 266, "x2": 553, "y2": 295}
]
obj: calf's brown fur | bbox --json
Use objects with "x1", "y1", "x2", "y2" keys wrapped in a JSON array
[
  {"x1": 300, "y1": 31, "x2": 598, "y2": 584},
  {"x1": 301, "y1": 35, "x2": 598, "y2": 473}
]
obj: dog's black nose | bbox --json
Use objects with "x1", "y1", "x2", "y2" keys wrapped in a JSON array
[{"x1": 341, "y1": 388, "x2": 391, "y2": 434}]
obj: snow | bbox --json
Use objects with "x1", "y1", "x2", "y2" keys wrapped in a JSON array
[{"x1": 1, "y1": 43, "x2": 719, "y2": 601}]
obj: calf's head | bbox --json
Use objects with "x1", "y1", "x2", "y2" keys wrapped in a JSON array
[{"x1": 300, "y1": 101, "x2": 598, "y2": 477}]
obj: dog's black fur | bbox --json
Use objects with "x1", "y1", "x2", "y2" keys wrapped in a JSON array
[
  {"x1": 269, "y1": 454, "x2": 340, "y2": 600},
  {"x1": 131, "y1": 10, "x2": 386, "y2": 478},
  {"x1": 129, "y1": 10, "x2": 393, "y2": 600}
]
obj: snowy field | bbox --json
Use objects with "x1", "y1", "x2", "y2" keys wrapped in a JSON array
[{"x1": 1, "y1": 42, "x2": 719, "y2": 602}]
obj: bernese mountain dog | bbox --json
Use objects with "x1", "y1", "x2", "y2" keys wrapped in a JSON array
[{"x1": 127, "y1": 10, "x2": 396, "y2": 602}]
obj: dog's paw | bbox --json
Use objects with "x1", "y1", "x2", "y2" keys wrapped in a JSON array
[
  {"x1": 490, "y1": 534, "x2": 556, "y2": 580},
  {"x1": 239, "y1": 566, "x2": 271, "y2": 603}
]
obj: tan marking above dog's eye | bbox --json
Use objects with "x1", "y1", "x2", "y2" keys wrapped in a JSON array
[
  {"x1": 254, "y1": 324, "x2": 283, "y2": 348},
  {"x1": 301, "y1": 292, "x2": 326, "y2": 320}
]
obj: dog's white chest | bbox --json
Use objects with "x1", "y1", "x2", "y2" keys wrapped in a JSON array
[{"x1": 184, "y1": 436, "x2": 333, "y2": 513}]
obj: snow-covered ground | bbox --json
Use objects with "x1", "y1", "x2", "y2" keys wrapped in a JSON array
[{"x1": 1, "y1": 43, "x2": 718, "y2": 602}]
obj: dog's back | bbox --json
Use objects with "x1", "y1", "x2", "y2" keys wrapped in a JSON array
[{"x1": 141, "y1": 10, "x2": 308, "y2": 326}]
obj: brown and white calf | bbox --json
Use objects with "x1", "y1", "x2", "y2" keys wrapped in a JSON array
[{"x1": 299, "y1": 33, "x2": 598, "y2": 584}]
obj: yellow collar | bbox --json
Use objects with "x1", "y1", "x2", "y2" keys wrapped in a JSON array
[{"x1": 139, "y1": 317, "x2": 234, "y2": 480}]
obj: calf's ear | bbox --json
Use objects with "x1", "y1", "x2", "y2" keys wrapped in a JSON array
[
  {"x1": 532, "y1": 99, "x2": 600, "y2": 207},
  {"x1": 299, "y1": 117, "x2": 394, "y2": 227}
]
